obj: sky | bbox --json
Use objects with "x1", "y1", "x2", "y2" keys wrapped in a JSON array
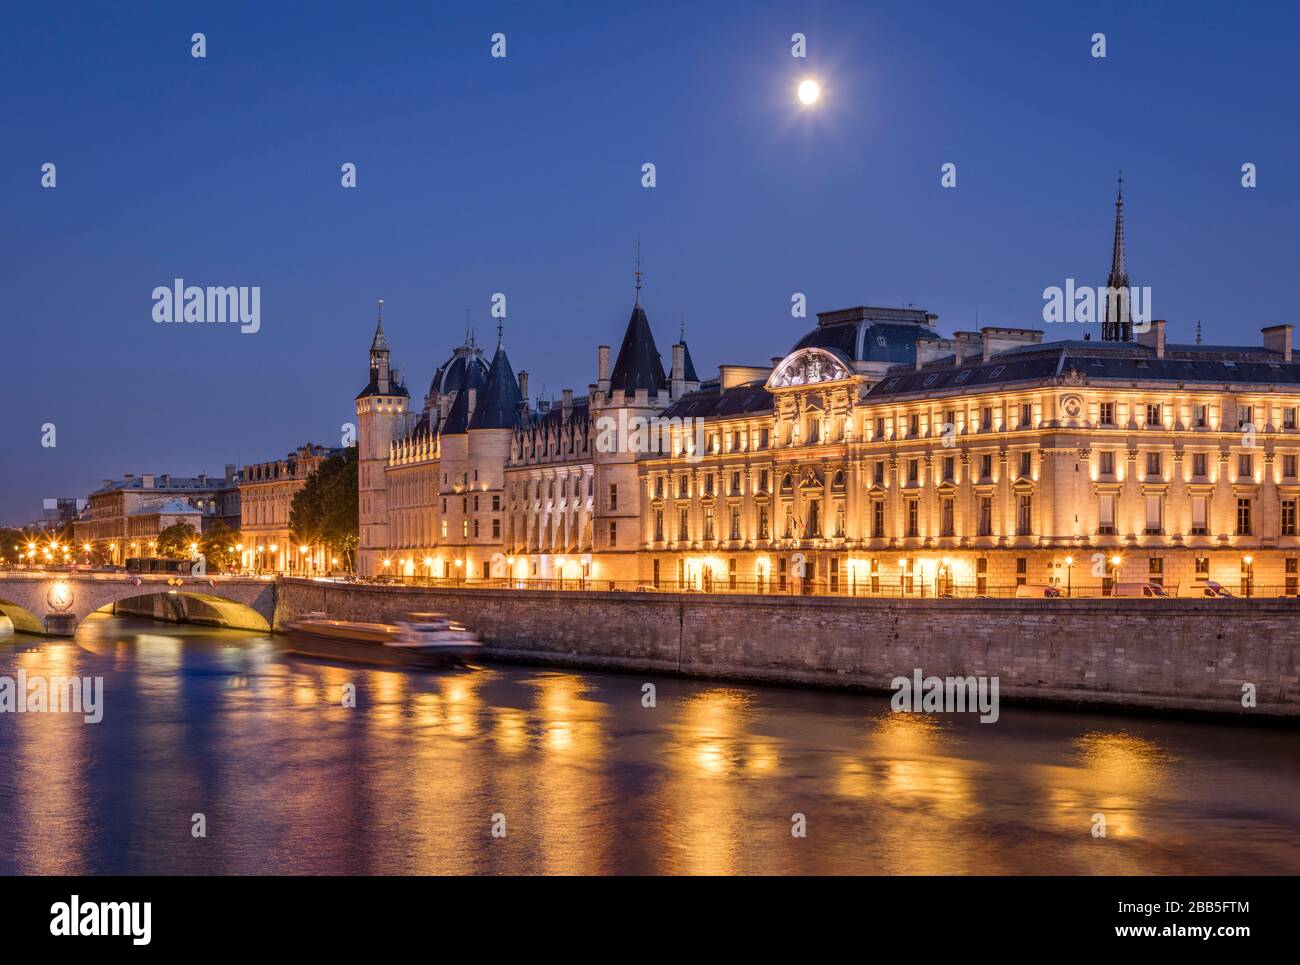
[{"x1": 3, "y1": 0, "x2": 1298, "y2": 524}]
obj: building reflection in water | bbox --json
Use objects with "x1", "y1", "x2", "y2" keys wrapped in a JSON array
[{"x1": 3, "y1": 616, "x2": 1297, "y2": 875}]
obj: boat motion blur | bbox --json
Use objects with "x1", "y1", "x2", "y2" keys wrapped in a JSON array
[{"x1": 282, "y1": 611, "x2": 483, "y2": 668}]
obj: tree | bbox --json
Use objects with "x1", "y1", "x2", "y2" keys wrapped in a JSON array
[
  {"x1": 156, "y1": 522, "x2": 199, "y2": 558},
  {"x1": 200, "y1": 520, "x2": 241, "y2": 572},
  {"x1": 290, "y1": 447, "x2": 359, "y2": 572}
]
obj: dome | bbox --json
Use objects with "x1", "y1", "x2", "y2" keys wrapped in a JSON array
[
  {"x1": 427, "y1": 343, "x2": 489, "y2": 401},
  {"x1": 791, "y1": 306, "x2": 938, "y2": 365}
]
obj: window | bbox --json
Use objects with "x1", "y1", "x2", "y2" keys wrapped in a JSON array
[
  {"x1": 1238, "y1": 406, "x2": 1254, "y2": 429},
  {"x1": 1286, "y1": 408, "x2": 1297, "y2": 430},
  {"x1": 1099, "y1": 402, "x2": 1115, "y2": 425},
  {"x1": 608, "y1": 484, "x2": 618, "y2": 510},
  {"x1": 907, "y1": 459, "x2": 919, "y2": 485},
  {"x1": 873, "y1": 462, "x2": 885, "y2": 486},
  {"x1": 1195, "y1": 557, "x2": 1209, "y2": 578},
  {"x1": 784, "y1": 506, "x2": 794, "y2": 538},
  {"x1": 492, "y1": 495, "x2": 500, "y2": 511},
  {"x1": 654, "y1": 510, "x2": 664, "y2": 541},
  {"x1": 940, "y1": 497, "x2": 955, "y2": 537},
  {"x1": 835, "y1": 503, "x2": 845, "y2": 538},
  {"x1": 981, "y1": 406, "x2": 993, "y2": 430},
  {"x1": 905, "y1": 499, "x2": 919, "y2": 538},
  {"x1": 807, "y1": 501, "x2": 821, "y2": 537},
  {"x1": 1144, "y1": 494, "x2": 1162, "y2": 535},
  {"x1": 1193, "y1": 452, "x2": 1208, "y2": 477},
  {"x1": 705, "y1": 475, "x2": 714, "y2": 496},
  {"x1": 759, "y1": 428, "x2": 770, "y2": 449},
  {"x1": 1019, "y1": 451, "x2": 1031, "y2": 478},
  {"x1": 976, "y1": 557, "x2": 988, "y2": 595},
  {"x1": 654, "y1": 477, "x2": 664, "y2": 498},
  {"x1": 1146, "y1": 403, "x2": 1161, "y2": 426},
  {"x1": 1237, "y1": 498, "x2": 1252, "y2": 536},
  {"x1": 1284, "y1": 499, "x2": 1297, "y2": 537},
  {"x1": 608, "y1": 521, "x2": 617, "y2": 546},
  {"x1": 462, "y1": 520, "x2": 469, "y2": 538},
  {"x1": 807, "y1": 420, "x2": 820, "y2": 444},
  {"x1": 1194, "y1": 404, "x2": 1208, "y2": 428},
  {"x1": 872, "y1": 500, "x2": 885, "y2": 538},
  {"x1": 679, "y1": 476, "x2": 689, "y2": 498},
  {"x1": 1100, "y1": 450, "x2": 1115, "y2": 475},
  {"x1": 1288, "y1": 558, "x2": 1298, "y2": 597},
  {"x1": 704, "y1": 507, "x2": 715, "y2": 540},
  {"x1": 758, "y1": 505, "x2": 769, "y2": 539},
  {"x1": 441, "y1": 520, "x2": 448, "y2": 538},
  {"x1": 1238, "y1": 453, "x2": 1253, "y2": 479},
  {"x1": 980, "y1": 454, "x2": 993, "y2": 479},
  {"x1": 492, "y1": 518, "x2": 501, "y2": 539},
  {"x1": 978, "y1": 496, "x2": 993, "y2": 536},
  {"x1": 1148, "y1": 557, "x2": 1164, "y2": 586},
  {"x1": 653, "y1": 559, "x2": 660, "y2": 589},
  {"x1": 730, "y1": 508, "x2": 741, "y2": 540},
  {"x1": 473, "y1": 519, "x2": 480, "y2": 538},
  {"x1": 909, "y1": 413, "x2": 920, "y2": 437},
  {"x1": 1146, "y1": 451, "x2": 1161, "y2": 476},
  {"x1": 1021, "y1": 403, "x2": 1032, "y2": 427},
  {"x1": 1016, "y1": 495, "x2": 1032, "y2": 535},
  {"x1": 1015, "y1": 557, "x2": 1027, "y2": 587},
  {"x1": 875, "y1": 416, "x2": 886, "y2": 439},
  {"x1": 1190, "y1": 496, "x2": 1208, "y2": 535},
  {"x1": 1098, "y1": 494, "x2": 1116, "y2": 534},
  {"x1": 679, "y1": 509, "x2": 689, "y2": 540},
  {"x1": 1286, "y1": 455, "x2": 1298, "y2": 478},
  {"x1": 731, "y1": 430, "x2": 741, "y2": 452}
]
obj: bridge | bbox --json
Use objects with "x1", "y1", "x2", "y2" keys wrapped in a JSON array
[{"x1": 0, "y1": 572, "x2": 276, "y2": 635}]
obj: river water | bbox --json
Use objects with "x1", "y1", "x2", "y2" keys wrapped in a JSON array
[{"x1": 1, "y1": 614, "x2": 1297, "y2": 875}]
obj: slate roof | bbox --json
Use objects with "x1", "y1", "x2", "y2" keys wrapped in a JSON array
[
  {"x1": 469, "y1": 343, "x2": 525, "y2": 430},
  {"x1": 609, "y1": 304, "x2": 668, "y2": 394},
  {"x1": 439, "y1": 360, "x2": 488, "y2": 435},
  {"x1": 791, "y1": 306, "x2": 939, "y2": 365},
  {"x1": 865, "y1": 339, "x2": 1300, "y2": 400},
  {"x1": 679, "y1": 340, "x2": 699, "y2": 382},
  {"x1": 661, "y1": 380, "x2": 774, "y2": 420}
]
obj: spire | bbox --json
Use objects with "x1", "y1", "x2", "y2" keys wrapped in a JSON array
[
  {"x1": 609, "y1": 297, "x2": 668, "y2": 397},
  {"x1": 370, "y1": 298, "x2": 389, "y2": 353},
  {"x1": 634, "y1": 238, "x2": 643, "y2": 306},
  {"x1": 1102, "y1": 172, "x2": 1132, "y2": 342},
  {"x1": 1196, "y1": 319, "x2": 1203, "y2": 346}
]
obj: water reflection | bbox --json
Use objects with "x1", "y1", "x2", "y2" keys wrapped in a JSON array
[{"x1": 0, "y1": 615, "x2": 1297, "y2": 875}]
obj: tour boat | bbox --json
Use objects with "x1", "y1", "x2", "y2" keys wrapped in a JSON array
[{"x1": 283, "y1": 611, "x2": 482, "y2": 668}]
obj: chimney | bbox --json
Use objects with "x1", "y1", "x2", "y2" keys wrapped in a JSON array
[
  {"x1": 141, "y1": 474, "x2": 155, "y2": 488},
  {"x1": 160, "y1": 474, "x2": 171, "y2": 486},
  {"x1": 914, "y1": 337, "x2": 953, "y2": 371},
  {"x1": 597, "y1": 345, "x2": 611, "y2": 390},
  {"x1": 518, "y1": 370, "x2": 529, "y2": 402},
  {"x1": 225, "y1": 463, "x2": 236, "y2": 482},
  {"x1": 981, "y1": 326, "x2": 1043, "y2": 362},
  {"x1": 562, "y1": 388, "x2": 573, "y2": 417},
  {"x1": 102, "y1": 479, "x2": 113, "y2": 488},
  {"x1": 196, "y1": 473, "x2": 207, "y2": 485},
  {"x1": 1137, "y1": 319, "x2": 1167, "y2": 358},
  {"x1": 671, "y1": 343, "x2": 685, "y2": 396},
  {"x1": 1263, "y1": 324, "x2": 1293, "y2": 362}
]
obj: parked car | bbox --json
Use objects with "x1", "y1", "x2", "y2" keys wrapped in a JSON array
[
  {"x1": 1113, "y1": 582, "x2": 1169, "y2": 598},
  {"x1": 1176, "y1": 581, "x2": 1234, "y2": 598},
  {"x1": 1015, "y1": 583, "x2": 1062, "y2": 598}
]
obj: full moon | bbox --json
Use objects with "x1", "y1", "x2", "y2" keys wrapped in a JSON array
[{"x1": 797, "y1": 79, "x2": 821, "y2": 105}]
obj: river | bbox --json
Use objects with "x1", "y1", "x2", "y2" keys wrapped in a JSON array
[{"x1": 1, "y1": 614, "x2": 1297, "y2": 875}]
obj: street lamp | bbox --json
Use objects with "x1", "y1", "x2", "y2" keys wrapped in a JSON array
[
  {"x1": 1242, "y1": 555, "x2": 1254, "y2": 598},
  {"x1": 1064, "y1": 555, "x2": 1074, "y2": 597},
  {"x1": 1109, "y1": 554, "x2": 1122, "y2": 596}
]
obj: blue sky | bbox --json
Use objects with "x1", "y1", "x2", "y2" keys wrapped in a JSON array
[{"x1": 3, "y1": 0, "x2": 1298, "y2": 523}]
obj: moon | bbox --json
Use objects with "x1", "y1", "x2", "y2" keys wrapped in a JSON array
[{"x1": 797, "y1": 79, "x2": 821, "y2": 105}]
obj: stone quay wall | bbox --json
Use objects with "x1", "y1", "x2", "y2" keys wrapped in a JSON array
[{"x1": 274, "y1": 579, "x2": 1299, "y2": 718}]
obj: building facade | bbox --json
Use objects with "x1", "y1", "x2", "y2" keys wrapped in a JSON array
[
  {"x1": 74, "y1": 468, "x2": 241, "y2": 563},
  {"x1": 239, "y1": 443, "x2": 341, "y2": 573},
  {"x1": 356, "y1": 191, "x2": 1300, "y2": 596}
]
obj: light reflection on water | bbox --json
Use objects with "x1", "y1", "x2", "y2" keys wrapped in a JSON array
[{"x1": 1, "y1": 614, "x2": 1298, "y2": 875}]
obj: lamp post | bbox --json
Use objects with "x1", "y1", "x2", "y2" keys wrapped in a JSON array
[
  {"x1": 1109, "y1": 554, "x2": 1122, "y2": 596},
  {"x1": 1242, "y1": 554, "x2": 1254, "y2": 598},
  {"x1": 1064, "y1": 555, "x2": 1074, "y2": 598}
]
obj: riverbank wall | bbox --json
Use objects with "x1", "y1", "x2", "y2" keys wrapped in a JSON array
[{"x1": 274, "y1": 579, "x2": 1299, "y2": 719}]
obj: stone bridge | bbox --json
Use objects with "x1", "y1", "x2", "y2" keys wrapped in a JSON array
[{"x1": 0, "y1": 573, "x2": 276, "y2": 635}]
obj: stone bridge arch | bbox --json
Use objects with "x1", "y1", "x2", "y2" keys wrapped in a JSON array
[{"x1": 0, "y1": 576, "x2": 275, "y2": 635}]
